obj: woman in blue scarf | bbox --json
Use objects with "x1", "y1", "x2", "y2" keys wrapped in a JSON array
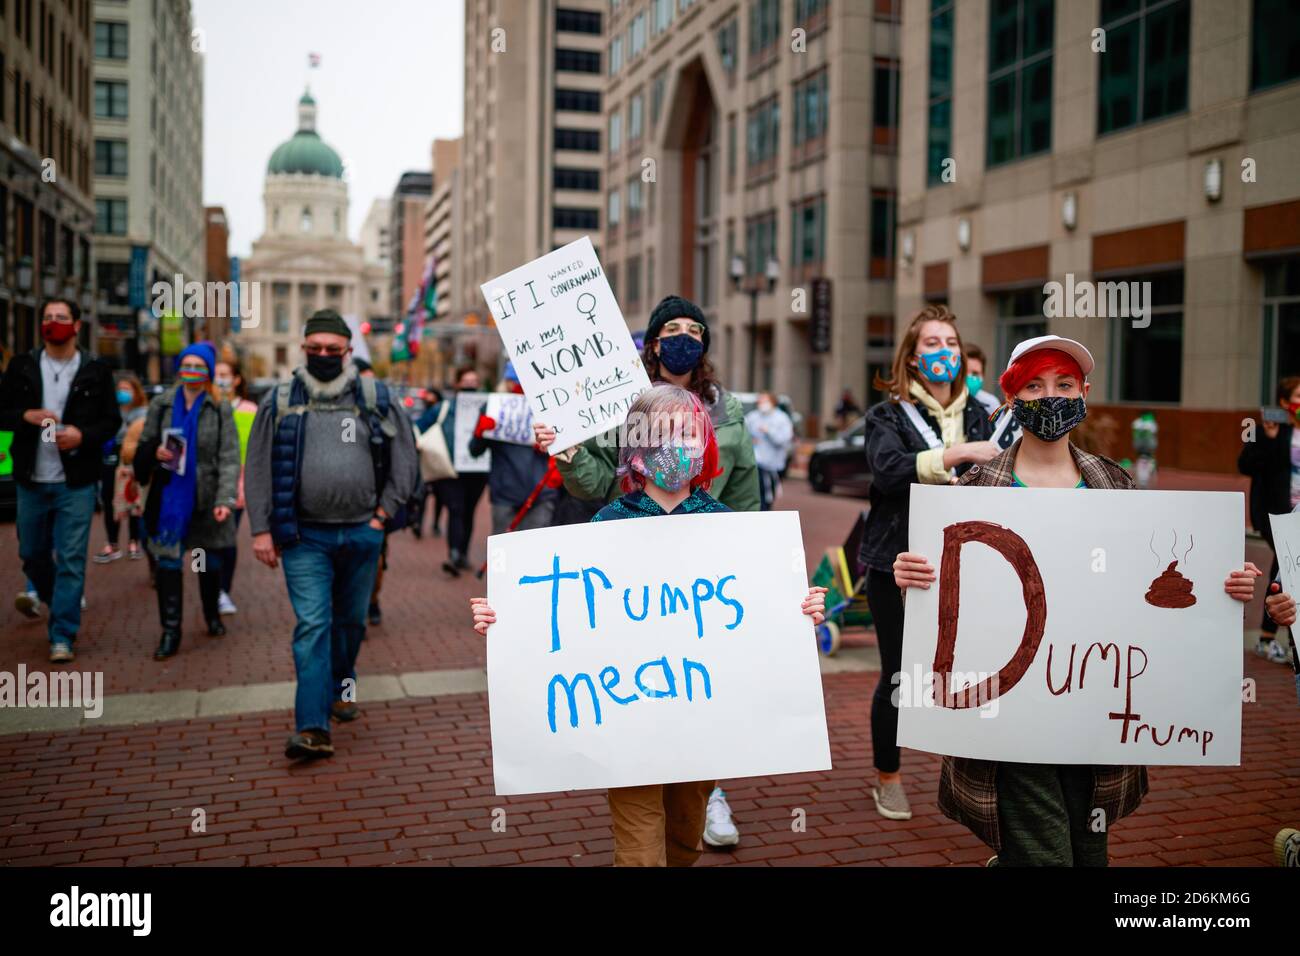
[{"x1": 134, "y1": 343, "x2": 240, "y2": 660}]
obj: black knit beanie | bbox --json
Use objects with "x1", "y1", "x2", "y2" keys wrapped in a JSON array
[
  {"x1": 645, "y1": 294, "x2": 710, "y2": 352},
  {"x1": 303, "y1": 308, "x2": 351, "y2": 339}
]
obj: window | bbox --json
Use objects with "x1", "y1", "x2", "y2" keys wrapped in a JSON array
[
  {"x1": 995, "y1": 287, "x2": 1049, "y2": 372},
  {"x1": 745, "y1": 211, "x2": 777, "y2": 277},
  {"x1": 873, "y1": 59, "x2": 899, "y2": 144},
  {"x1": 793, "y1": 70, "x2": 828, "y2": 146},
  {"x1": 627, "y1": 177, "x2": 643, "y2": 223},
  {"x1": 717, "y1": 17, "x2": 738, "y2": 74},
  {"x1": 556, "y1": 7, "x2": 602, "y2": 33},
  {"x1": 870, "y1": 191, "x2": 895, "y2": 278},
  {"x1": 608, "y1": 263, "x2": 619, "y2": 298},
  {"x1": 607, "y1": 188, "x2": 622, "y2": 226},
  {"x1": 1098, "y1": 0, "x2": 1189, "y2": 134},
  {"x1": 94, "y1": 80, "x2": 127, "y2": 118},
  {"x1": 94, "y1": 138, "x2": 127, "y2": 176},
  {"x1": 746, "y1": 96, "x2": 781, "y2": 171},
  {"x1": 301, "y1": 206, "x2": 312, "y2": 232},
  {"x1": 929, "y1": 0, "x2": 954, "y2": 185},
  {"x1": 987, "y1": 0, "x2": 1054, "y2": 167},
  {"x1": 626, "y1": 255, "x2": 642, "y2": 307},
  {"x1": 609, "y1": 112, "x2": 622, "y2": 153},
  {"x1": 791, "y1": 196, "x2": 826, "y2": 270},
  {"x1": 555, "y1": 88, "x2": 601, "y2": 112},
  {"x1": 93, "y1": 20, "x2": 127, "y2": 58},
  {"x1": 629, "y1": 11, "x2": 647, "y2": 56},
  {"x1": 94, "y1": 198, "x2": 126, "y2": 235},
  {"x1": 274, "y1": 303, "x2": 289, "y2": 334},
  {"x1": 554, "y1": 167, "x2": 600, "y2": 191},
  {"x1": 652, "y1": 0, "x2": 674, "y2": 34},
  {"x1": 1251, "y1": 0, "x2": 1300, "y2": 91},
  {"x1": 1260, "y1": 258, "x2": 1300, "y2": 403},
  {"x1": 749, "y1": 0, "x2": 781, "y2": 56},
  {"x1": 650, "y1": 71, "x2": 666, "y2": 125},
  {"x1": 1111, "y1": 271, "x2": 1184, "y2": 403},
  {"x1": 555, "y1": 127, "x2": 600, "y2": 151},
  {"x1": 554, "y1": 207, "x2": 600, "y2": 230},
  {"x1": 795, "y1": 0, "x2": 828, "y2": 22},
  {"x1": 609, "y1": 35, "x2": 624, "y2": 74},
  {"x1": 555, "y1": 48, "x2": 601, "y2": 73},
  {"x1": 628, "y1": 93, "x2": 644, "y2": 143}
]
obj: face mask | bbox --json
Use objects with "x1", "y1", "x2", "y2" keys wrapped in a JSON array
[
  {"x1": 41, "y1": 321, "x2": 77, "y2": 345},
  {"x1": 1013, "y1": 396, "x2": 1088, "y2": 443},
  {"x1": 658, "y1": 334, "x2": 704, "y2": 376},
  {"x1": 757, "y1": 402, "x2": 774, "y2": 414},
  {"x1": 1287, "y1": 401, "x2": 1300, "y2": 424},
  {"x1": 178, "y1": 366, "x2": 210, "y2": 385},
  {"x1": 307, "y1": 353, "x2": 345, "y2": 381},
  {"x1": 632, "y1": 442, "x2": 704, "y2": 492},
  {"x1": 214, "y1": 377, "x2": 234, "y2": 393},
  {"x1": 966, "y1": 374, "x2": 984, "y2": 395},
  {"x1": 916, "y1": 349, "x2": 961, "y2": 384},
  {"x1": 116, "y1": 389, "x2": 133, "y2": 405}
]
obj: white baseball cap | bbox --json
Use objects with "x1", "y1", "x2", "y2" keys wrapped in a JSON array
[{"x1": 1005, "y1": 334, "x2": 1094, "y2": 378}]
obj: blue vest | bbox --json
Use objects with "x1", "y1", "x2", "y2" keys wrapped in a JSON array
[{"x1": 268, "y1": 375, "x2": 393, "y2": 547}]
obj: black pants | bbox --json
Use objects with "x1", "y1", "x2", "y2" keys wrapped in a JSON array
[
  {"x1": 438, "y1": 474, "x2": 488, "y2": 557},
  {"x1": 865, "y1": 568, "x2": 906, "y2": 774},
  {"x1": 217, "y1": 509, "x2": 243, "y2": 595}
]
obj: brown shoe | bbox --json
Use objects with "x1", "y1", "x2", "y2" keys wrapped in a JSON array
[
  {"x1": 285, "y1": 728, "x2": 334, "y2": 760},
  {"x1": 330, "y1": 700, "x2": 360, "y2": 722}
]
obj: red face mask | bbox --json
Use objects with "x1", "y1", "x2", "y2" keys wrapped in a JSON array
[{"x1": 41, "y1": 321, "x2": 77, "y2": 345}]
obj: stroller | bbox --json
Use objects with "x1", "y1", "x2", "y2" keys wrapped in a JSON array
[{"x1": 810, "y1": 509, "x2": 873, "y2": 655}]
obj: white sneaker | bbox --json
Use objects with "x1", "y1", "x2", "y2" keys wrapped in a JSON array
[
  {"x1": 702, "y1": 787, "x2": 740, "y2": 847},
  {"x1": 218, "y1": 591, "x2": 237, "y2": 615},
  {"x1": 80, "y1": 595, "x2": 87, "y2": 610},
  {"x1": 1260, "y1": 639, "x2": 1291, "y2": 665},
  {"x1": 15, "y1": 591, "x2": 41, "y2": 620}
]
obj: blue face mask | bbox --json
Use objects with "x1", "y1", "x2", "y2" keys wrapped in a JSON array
[
  {"x1": 658, "y1": 334, "x2": 704, "y2": 376},
  {"x1": 917, "y1": 349, "x2": 961, "y2": 384},
  {"x1": 966, "y1": 374, "x2": 984, "y2": 396},
  {"x1": 116, "y1": 389, "x2": 133, "y2": 405}
]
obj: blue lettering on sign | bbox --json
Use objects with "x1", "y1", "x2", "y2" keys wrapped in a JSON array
[
  {"x1": 683, "y1": 658, "x2": 712, "y2": 701},
  {"x1": 548, "y1": 657, "x2": 714, "y2": 730},
  {"x1": 635, "y1": 656, "x2": 678, "y2": 699},
  {"x1": 599, "y1": 665, "x2": 638, "y2": 705},
  {"x1": 660, "y1": 583, "x2": 689, "y2": 617},
  {"x1": 582, "y1": 567, "x2": 612, "y2": 628},
  {"x1": 717, "y1": 575, "x2": 744, "y2": 630},
  {"x1": 548, "y1": 672, "x2": 601, "y2": 732},
  {"x1": 519, "y1": 555, "x2": 581, "y2": 652},
  {"x1": 623, "y1": 586, "x2": 650, "y2": 621},
  {"x1": 691, "y1": 578, "x2": 715, "y2": 638}
]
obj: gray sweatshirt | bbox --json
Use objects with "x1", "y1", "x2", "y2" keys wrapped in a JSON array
[{"x1": 245, "y1": 365, "x2": 418, "y2": 535}]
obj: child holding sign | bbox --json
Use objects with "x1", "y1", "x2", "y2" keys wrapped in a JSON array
[
  {"x1": 472, "y1": 385, "x2": 827, "y2": 866},
  {"x1": 892, "y1": 335, "x2": 1262, "y2": 866}
]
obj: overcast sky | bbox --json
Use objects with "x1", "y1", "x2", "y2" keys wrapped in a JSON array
[{"x1": 193, "y1": 0, "x2": 465, "y2": 258}]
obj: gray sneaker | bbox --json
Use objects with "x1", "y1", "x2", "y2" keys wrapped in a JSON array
[
  {"x1": 872, "y1": 780, "x2": 913, "y2": 820},
  {"x1": 49, "y1": 642, "x2": 74, "y2": 664}
]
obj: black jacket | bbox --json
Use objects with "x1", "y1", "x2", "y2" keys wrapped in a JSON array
[
  {"x1": 857, "y1": 395, "x2": 993, "y2": 574},
  {"x1": 1238, "y1": 423, "x2": 1293, "y2": 540},
  {"x1": 0, "y1": 348, "x2": 122, "y2": 490}
]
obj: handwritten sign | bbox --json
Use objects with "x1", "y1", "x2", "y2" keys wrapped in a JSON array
[
  {"x1": 480, "y1": 236, "x2": 652, "y2": 454},
  {"x1": 1269, "y1": 509, "x2": 1300, "y2": 598},
  {"x1": 484, "y1": 393, "x2": 534, "y2": 446},
  {"x1": 485, "y1": 511, "x2": 832, "y2": 794},
  {"x1": 898, "y1": 486, "x2": 1244, "y2": 765},
  {"x1": 453, "y1": 392, "x2": 490, "y2": 473}
]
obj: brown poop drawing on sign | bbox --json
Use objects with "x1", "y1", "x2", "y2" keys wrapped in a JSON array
[{"x1": 1144, "y1": 530, "x2": 1196, "y2": 609}]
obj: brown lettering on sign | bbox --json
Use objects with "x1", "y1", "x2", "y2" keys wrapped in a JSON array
[{"x1": 934, "y1": 520, "x2": 1047, "y2": 708}]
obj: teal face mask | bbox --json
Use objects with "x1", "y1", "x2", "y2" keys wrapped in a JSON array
[{"x1": 966, "y1": 374, "x2": 984, "y2": 395}]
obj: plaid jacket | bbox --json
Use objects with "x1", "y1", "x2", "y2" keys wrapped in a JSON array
[{"x1": 936, "y1": 440, "x2": 1150, "y2": 851}]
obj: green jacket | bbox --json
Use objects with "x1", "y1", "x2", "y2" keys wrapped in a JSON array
[{"x1": 555, "y1": 387, "x2": 761, "y2": 512}]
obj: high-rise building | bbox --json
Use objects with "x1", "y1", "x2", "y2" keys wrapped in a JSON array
[
  {"x1": 203, "y1": 205, "x2": 231, "y2": 343},
  {"x1": 359, "y1": 198, "x2": 392, "y2": 270},
  {"x1": 601, "y1": 0, "x2": 899, "y2": 434},
  {"x1": 419, "y1": 137, "x2": 466, "y2": 386},
  {"x1": 895, "y1": 0, "x2": 1300, "y2": 472},
  {"x1": 91, "y1": 0, "x2": 205, "y2": 377},
  {"x1": 389, "y1": 170, "x2": 432, "y2": 322},
  {"x1": 0, "y1": 0, "x2": 96, "y2": 361}
]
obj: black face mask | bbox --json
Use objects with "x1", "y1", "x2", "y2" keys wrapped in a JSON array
[
  {"x1": 1012, "y1": 396, "x2": 1087, "y2": 442},
  {"x1": 658, "y1": 334, "x2": 704, "y2": 375},
  {"x1": 307, "y1": 353, "x2": 345, "y2": 382}
]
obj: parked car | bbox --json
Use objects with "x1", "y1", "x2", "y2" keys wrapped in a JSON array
[
  {"x1": 732, "y1": 391, "x2": 803, "y2": 475},
  {"x1": 807, "y1": 415, "x2": 872, "y2": 496}
]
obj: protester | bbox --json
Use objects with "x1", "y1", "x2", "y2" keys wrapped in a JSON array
[
  {"x1": 475, "y1": 385, "x2": 827, "y2": 866},
  {"x1": 423, "y1": 386, "x2": 446, "y2": 537},
  {"x1": 0, "y1": 298, "x2": 121, "y2": 662},
  {"x1": 744, "y1": 391, "x2": 794, "y2": 511},
  {"x1": 534, "y1": 294, "x2": 760, "y2": 844},
  {"x1": 351, "y1": 357, "x2": 388, "y2": 626},
  {"x1": 418, "y1": 365, "x2": 487, "y2": 577},
  {"x1": 133, "y1": 343, "x2": 239, "y2": 660},
  {"x1": 94, "y1": 373, "x2": 149, "y2": 563},
  {"x1": 963, "y1": 344, "x2": 1002, "y2": 417},
  {"x1": 858, "y1": 303, "x2": 997, "y2": 821},
  {"x1": 834, "y1": 389, "x2": 862, "y2": 432},
  {"x1": 211, "y1": 359, "x2": 258, "y2": 616},
  {"x1": 470, "y1": 362, "x2": 560, "y2": 533},
  {"x1": 1238, "y1": 375, "x2": 1300, "y2": 664},
  {"x1": 892, "y1": 334, "x2": 1262, "y2": 866},
  {"x1": 245, "y1": 309, "x2": 418, "y2": 760}
]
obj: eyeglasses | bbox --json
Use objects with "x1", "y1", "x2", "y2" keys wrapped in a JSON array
[
  {"x1": 661, "y1": 321, "x2": 705, "y2": 339},
  {"x1": 302, "y1": 345, "x2": 349, "y2": 357}
]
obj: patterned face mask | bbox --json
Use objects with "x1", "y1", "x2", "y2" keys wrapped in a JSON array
[
  {"x1": 916, "y1": 349, "x2": 961, "y2": 383},
  {"x1": 1012, "y1": 396, "x2": 1088, "y2": 442},
  {"x1": 631, "y1": 442, "x2": 704, "y2": 492}
]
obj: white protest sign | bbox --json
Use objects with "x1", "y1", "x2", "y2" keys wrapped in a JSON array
[
  {"x1": 484, "y1": 393, "x2": 534, "y2": 445},
  {"x1": 486, "y1": 511, "x2": 831, "y2": 795},
  {"x1": 480, "y1": 236, "x2": 652, "y2": 454},
  {"x1": 453, "y1": 392, "x2": 490, "y2": 473},
  {"x1": 898, "y1": 485, "x2": 1244, "y2": 765},
  {"x1": 1268, "y1": 510, "x2": 1300, "y2": 598}
]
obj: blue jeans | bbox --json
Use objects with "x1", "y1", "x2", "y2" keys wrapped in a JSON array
[
  {"x1": 281, "y1": 521, "x2": 384, "y2": 733},
  {"x1": 16, "y1": 481, "x2": 97, "y2": 646}
]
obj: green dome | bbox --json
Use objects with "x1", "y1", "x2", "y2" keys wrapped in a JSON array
[{"x1": 267, "y1": 130, "x2": 343, "y2": 178}]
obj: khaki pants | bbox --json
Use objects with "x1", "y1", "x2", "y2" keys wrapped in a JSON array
[{"x1": 606, "y1": 780, "x2": 716, "y2": 867}]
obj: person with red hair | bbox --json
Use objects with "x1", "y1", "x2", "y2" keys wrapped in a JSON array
[
  {"x1": 470, "y1": 384, "x2": 829, "y2": 866},
  {"x1": 893, "y1": 334, "x2": 1264, "y2": 866}
]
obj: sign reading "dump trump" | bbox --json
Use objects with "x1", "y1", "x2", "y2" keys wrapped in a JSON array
[{"x1": 485, "y1": 511, "x2": 832, "y2": 795}]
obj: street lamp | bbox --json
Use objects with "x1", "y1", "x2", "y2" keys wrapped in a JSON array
[{"x1": 730, "y1": 253, "x2": 779, "y2": 391}]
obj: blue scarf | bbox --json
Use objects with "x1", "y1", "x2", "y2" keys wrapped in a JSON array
[{"x1": 152, "y1": 388, "x2": 206, "y2": 559}]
